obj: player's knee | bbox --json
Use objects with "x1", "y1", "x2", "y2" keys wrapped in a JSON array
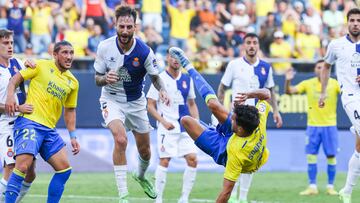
[
  {"x1": 186, "y1": 155, "x2": 197, "y2": 168},
  {"x1": 114, "y1": 135, "x2": 127, "y2": 149},
  {"x1": 138, "y1": 146, "x2": 151, "y2": 160},
  {"x1": 25, "y1": 168, "x2": 36, "y2": 182},
  {"x1": 180, "y1": 116, "x2": 193, "y2": 129},
  {"x1": 356, "y1": 143, "x2": 360, "y2": 153}
]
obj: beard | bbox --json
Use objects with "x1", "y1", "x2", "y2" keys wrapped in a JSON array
[
  {"x1": 350, "y1": 29, "x2": 360, "y2": 37},
  {"x1": 118, "y1": 33, "x2": 134, "y2": 45},
  {"x1": 246, "y1": 49, "x2": 257, "y2": 57}
]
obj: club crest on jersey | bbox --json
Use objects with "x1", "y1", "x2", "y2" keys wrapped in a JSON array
[
  {"x1": 12, "y1": 66, "x2": 18, "y2": 72},
  {"x1": 7, "y1": 149, "x2": 14, "y2": 157},
  {"x1": 261, "y1": 67, "x2": 266, "y2": 75},
  {"x1": 182, "y1": 80, "x2": 187, "y2": 89},
  {"x1": 132, "y1": 57, "x2": 140, "y2": 67}
]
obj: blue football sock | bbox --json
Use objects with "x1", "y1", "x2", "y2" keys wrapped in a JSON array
[
  {"x1": 327, "y1": 164, "x2": 336, "y2": 185},
  {"x1": 5, "y1": 168, "x2": 25, "y2": 203},
  {"x1": 47, "y1": 167, "x2": 72, "y2": 203},
  {"x1": 187, "y1": 69, "x2": 217, "y2": 103},
  {"x1": 308, "y1": 163, "x2": 317, "y2": 184}
]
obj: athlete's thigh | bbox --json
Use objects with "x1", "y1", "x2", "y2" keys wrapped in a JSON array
[
  {"x1": 343, "y1": 101, "x2": 360, "y2": 134},
  {"x1": 124, "y1": 97, "x2": 151, "y2": 134},
  {"x1": 99, "y1": 97, "x2": 125, "y2": 127},
  {"x1": 305, "y1": 126, "x2": 321, "y2": 155},
  {"x1": 157, "y1": 131, "x2": 178, "y2": 158},
  {"x1": 47, "y1": 147, "x2": 70, "y2": 171},
  {"x1": 39, "y1": 129, "x2": 66, "y2": 162},
  {"x1": 178, "y1": 132, "x2": 198, "y2": 157},
  {"x1": 321, "y1": 126, "x2": 338, "y2": 157}
]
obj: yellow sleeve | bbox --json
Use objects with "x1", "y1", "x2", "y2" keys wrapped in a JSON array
[
  {"x1": 64, "y1": 78, "x2": 79, "y2": 108},
  {"x1": 334, "y1": 80, "x2": 341, "y2": 94},
  {"x1": 295, "y1": 80, "x2": 307, "y2": 94},
  {"x1": 167, "y1": 5, "x2": 175, "y2": 16},
  {"x1": 19, "y1": 63, "x2": 40, "y2": 80},
  {"x1": 188, "y1": 9, "x2": 196, "y2": 18},
  {"x1": 224, "y1": 150, "x2": 242, "y2": 181}
]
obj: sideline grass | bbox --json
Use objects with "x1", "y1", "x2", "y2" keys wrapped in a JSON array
[{"x1": 20, "y1": 172, "x2": 359, "y2": 203}]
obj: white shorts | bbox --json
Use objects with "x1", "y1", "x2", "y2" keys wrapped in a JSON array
[
  {"x1": 99, "y1": 96, "x2": 151, "y2": 133},
  {"x1": 157, "y1": 131, "x2": 197, "y2": 158},
  {"x1": 0, "y1": 124, "x2": 15, "y2": 166},
  {"x1": 343, "y1": 100, "x2": 360, "y2": 135}
]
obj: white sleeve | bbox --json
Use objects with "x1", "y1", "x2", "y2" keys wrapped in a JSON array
[
  {"x1": 187, "y1": 78, "x2": 196, "y2": 99},
  {"x1": 93, "y1": 43, "x2": 107, "y2": 74},
  {"x1": 265, "y1": 67, "x2": 275, "y2": 89},
  {"x1": 221, "y1": 61, "x2": 234, "y2": 86},
  {"x1": 323, "y1": 40, "x2": 337, "y2": 65},
  {"x1": 144, "y1": 49, "x2": 160, "y2": 75},
  {"x1": 15, "y1": 58, "x2": 26, "y2": 70},
  {"x1": 146, "y1": 84, "x2": 159, "y2": 100}
]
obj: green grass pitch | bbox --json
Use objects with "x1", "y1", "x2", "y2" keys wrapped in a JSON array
[{"x1": 20, "y1": 172, "x2": 359, "y2": 203}]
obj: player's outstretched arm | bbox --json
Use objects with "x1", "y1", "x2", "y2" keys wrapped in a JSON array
[
  {"x1": 5, "y1": 73, "x2": 24, "y2": 116},
  {"x1": 284, "y1": 68, "x2": 299, "y2": 94},
  {"x1": 64, "y1": 108, "x2": 80, "y2": 155},
  {"x1": 319, "y1": 63, "x2": 331, "y2": 108},
  {"x1": 216, "y1": 178, "x2": 235, "y2": 203}
]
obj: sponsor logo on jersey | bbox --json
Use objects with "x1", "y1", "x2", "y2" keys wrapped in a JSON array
[
  {"x1": 182, "y1": 80, "x2": 187, "y2": 89},
  {"x1": 7, "y1": 149, "x2": 14, "y2": 157},
  {"x1": 132, "y1": 57, "x2": 140, "y2": 67}
]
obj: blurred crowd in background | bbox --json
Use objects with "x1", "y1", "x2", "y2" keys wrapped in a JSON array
[{"x1": 1, "y1": 0, "x2": 359, "y2": 74}]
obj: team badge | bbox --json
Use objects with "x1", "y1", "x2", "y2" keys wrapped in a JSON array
[
  {"x1": 261, "y1": 67, "x2": 266, "y2": 75},
  {"x1": 13, "y1": 66, "x2": 18, "y2": 72},
  {"x1": 258, "y1": 103, "x2": 266, "y2": 113},
  {"x1": 161, "y1": 145, "x2": 165, "y2": 152},
  {"x1": 103, "y1": 109, "x2": 108, "y2": 118},
  {"x1": 182, "y1": 81, "x2": 187, "y2": 89},
  {"x1": 132, "y1": 57, "x2": 140, "y2": 67},
  {"x1": 7, "y1": 149, "x2": 14, "y2": 157}
]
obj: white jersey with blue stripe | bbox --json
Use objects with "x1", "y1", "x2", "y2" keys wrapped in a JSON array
[
  {"x1": 324, "y1": 35, "x2": 360, "y2": 105},
  {"x1": 94, "y1": 36, "x2": 160, "y2": 102},
  {"x1": 0, "y1": 58, "x2": 26, "y2": 125},
  {"x1": 221, "y1": 57, "x2": 274, "y2": 106},
  {"x1": 146, "y1": 71, "x2": 196, "y2": 133}
]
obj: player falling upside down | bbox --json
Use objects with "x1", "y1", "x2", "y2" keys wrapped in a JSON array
[{"x1": 169, "y1": 47, "x2": 271, "y2": 203}]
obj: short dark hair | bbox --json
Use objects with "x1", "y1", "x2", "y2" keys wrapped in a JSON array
[
  {"x1": 233, "y1": 104, "x2": 260, "y2": 135},
  {"x1": 347, "y1": 8, "x2": 360, "y2": 22},
  {"x1": 54, "y1": 41, "x2": 72, "y2": 53},
  {"x1": 315, "y1": 59, "x2": 325, "y2": 65},
  {"x1": 0, "y1": 29, "x2": 13, "y2": 39},
  {"x1": 243, "y1": 33, "x2": 259, "y2": 41},
  {"x1": 115, "y1": 5, "x2": 137, "y2": 23}
]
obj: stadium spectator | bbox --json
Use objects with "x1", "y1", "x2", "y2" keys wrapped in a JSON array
[
  {"x1": 259, "y1": 12, "x2": 277, "y2": 56},
  {"x1": 61, "y1": 0, "x2": 79, "y2": 29},
  {"x1": 217, "y1": 33, "x2": 282, "y2": 203},
  {"x1": 230, "y1": 3, "x2": 250, "y2": 33},
  {"x1": 5, "y1": 0, "x2": 27, "y2": 53},
  {"x1": 255, "y1": 0, "x2": 275, "y2": 32},
  {"x1": 286, "y1": 62, "x2": 340, "y2": 196},
  {"x1": 86, "y1": 24, "x2": 105, "y2": 58},
  {"x1": 217, "y1": 23, "x2": 242, "y2": 58},
  {"x1": 269, "y1": 30, "x2": 292, "y2": 74},
  {"x1": 64, "y1": 20, "x2": 89, "y2": 57},
  {"x1": 195, "y1": 23, "x2": 218, "y2": 50},
  {"x1": 80, "y1": 0, "x2": 110, "y2": 37},
  {"x1": 147, "y1": 49, "x2": 199, "y2": 203},
  {"x1": 27, "y1": 0, "x2": 53, "y2": 55},
  {"x1": 143, "y1": 25, "x2": 163, "y2": 53},
  {"x1": 323, "y1": 1, "x2": 344, "y2": 31},
  {"x1": 141, "y1": 0, "x2": 162, "y2": 33},
  {"x1": 295, "y1": 24, "x2": 321, "y2": 59},
  {"x1": 303, "y1": 6, "x2": 323, "y2": 36},
  {"x1": 282, "y1": 12, "x2": 299, "y2": 40},
  {"x1": 198, "y1": 0, "x2": 217, "y2": 27},
  {"x1": 165, "y1": 0, "x2": 196, "y2": 51}
]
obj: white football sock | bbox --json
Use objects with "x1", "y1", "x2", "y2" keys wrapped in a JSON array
[
  {"x1": 0, "y1": 178, "x2": 7, "y2": 203},
  {"x1": 138, "y1": 156, "x2": 149, "y2": 179},
  {"x1": 343, "y1": 151, "x2": 360, "y2": 195},
  {"x1": 155, "y1": 165, "x2": 167, "y2": 203},
  {"x1": 180, "y1": 166, "x2": 197, "y2": 201},
  {"x1": 239, "y1": 173, "x2": 254, "y2": 201},
  {"x1": 114, "y1": 165, "x2": 128, "y2": 197},
  {"x1": 16, "y1": 181, "x2": 31, "y2": 203}
]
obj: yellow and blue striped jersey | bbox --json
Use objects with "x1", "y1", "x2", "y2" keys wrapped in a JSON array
[
  {"x1": 20, "y1": 60, "x2": 79, "y2": 128},
  {"x1": 295, "y1": 77, "x2": 340, "y2": 126},
  {"x1": 224, "y1": 100, "x2": 271, "y2": 181}
]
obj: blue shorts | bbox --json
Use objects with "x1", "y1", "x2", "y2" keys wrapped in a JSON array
[
  {"x1": 306, "y1": 126, "x2": 338, "y2": 157},
  {"x1": 13, "y1": 117, "x2": 65, "y2": 161},
  {"x1": 195, "y1": 114, "x2": 233, "y2": 166}
]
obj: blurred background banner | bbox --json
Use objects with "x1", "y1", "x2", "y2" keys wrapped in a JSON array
[
  {"x1": 56, "y1": 72, "x2": 351, "y2": 129},
  {"x1": 36, "y1": 129, "x2": 354, "y2": 173}
]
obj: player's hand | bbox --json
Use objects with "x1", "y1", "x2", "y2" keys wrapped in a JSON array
[
  {"x1": 159, "y1": 89, "x2": 170, "y2": 106},
  {"x1": 356, "y1": 75, "x2": 360, "y2": 84},
  {"x1": 161, "y1": 120, "x2": 175, "y2": 130},
  {"x1": 169, "y1": 47, "x2": 190, "y2": 68},
  {"x1": 106, "y1": 70, "x2": 120, "y2": 84},
  {"x1": 273, "y1": 112, "x2": 283, "y2": 128},
  {"x1": 234, "y1": 92, "x2": 248, "y2": 105},
  {"x1": 70, "y1": 138, "x2": 80, "y2": 155},
  {"x1": 318, "y1": 93, "x2": 326, "y2": 108},
  {"x1": 24, "y1": 59, "x2": 36, "y2": 69},
  {"x1": 5, "y1": 95, "x2": 17, "y2": 117},
  {"x1": 285, "y1": 68, "x2": 295, "y2": 81},
  {"x1": 18, "y1": 104, "x2": 33, "y2": 114}
]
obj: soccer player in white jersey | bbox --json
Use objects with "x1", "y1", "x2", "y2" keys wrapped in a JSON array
[
  {"x1": 217, "y1": 33, "x2": 282, "y2": 203},
  {"x1": 147, "y1": 50, "x2": 199, "y2": 203},
  {"x1": 94, "y1": 5, "x2": 169, "y2": 202},
  {"x1": 0, "y1": 29, "x2": 35, "y2": 203},
  {"x1": 319, "y1": 8, "x2": 360, "y2": 203}
]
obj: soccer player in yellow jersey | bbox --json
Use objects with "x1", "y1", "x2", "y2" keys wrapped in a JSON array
[
  {"x1": 285, "y1": 60, "x2": 340, "y2": 196},
  {"x1": 4, "y1": 41, "x2": 80, "y2": 203},
  {"x1": 169, "y1": 47, "x2": 271, "y2": 203}
]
